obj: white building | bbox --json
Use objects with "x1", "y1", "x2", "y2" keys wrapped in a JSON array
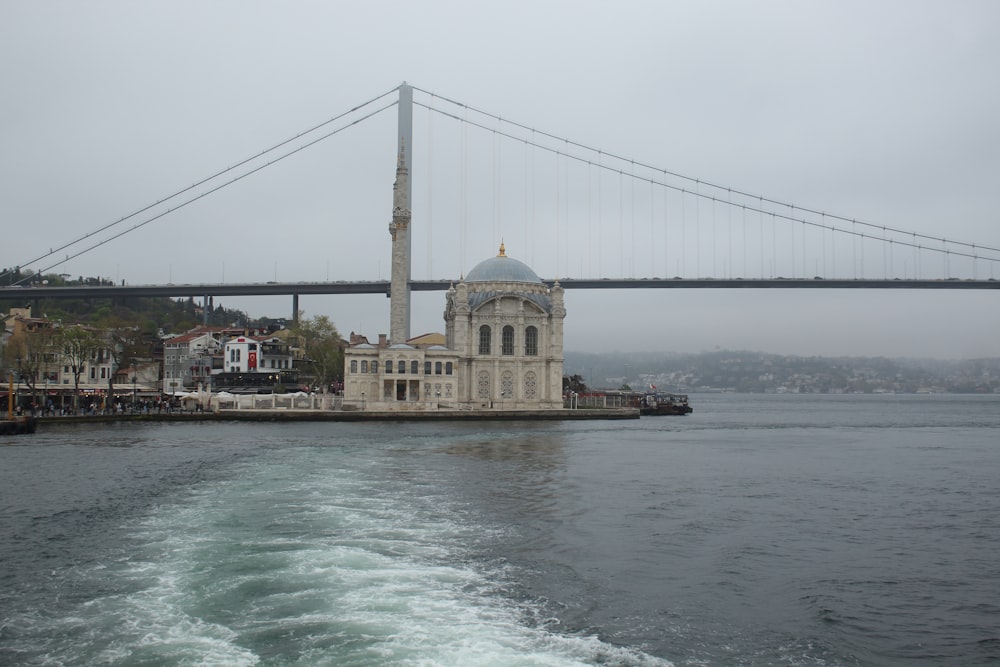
[
  {"x1": 223, "y1": 335, "x2": 292, "y2": 373},
  {"x1": 343, "y1": 141, "x2": 565, "y2": 410}
]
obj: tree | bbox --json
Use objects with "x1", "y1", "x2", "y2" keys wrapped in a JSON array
[
  {"x1": 562, "y1": 373, "x2": 588, "y2": 394},
  {"x1": 60, "y1": 325, "x2": 101, "y2": 413},
  {"x1": 95, "y1": 317, "x2": 144, "y2": 406},
  {"x1": 289, "y1": 314, "x2": 344, "y2": 391},
  {"x1": 1, "y1": 319, "x2": 59, "y2": 411}
]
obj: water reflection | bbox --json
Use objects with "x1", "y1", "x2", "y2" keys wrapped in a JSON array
[{"x1": 437, "y1": 428, "x2": 570, "y2": 519}]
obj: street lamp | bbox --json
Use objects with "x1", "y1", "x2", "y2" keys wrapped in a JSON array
[
  {"x1": 132, "y1": 374, "x2": 137, "y2": 413},
  {"x1": 361, "y1": 391, "x2": 365, "y2": 411}
]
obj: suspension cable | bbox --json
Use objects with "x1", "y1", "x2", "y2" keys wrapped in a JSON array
[
  {"x1": 2, "y1": 85, "x2": 401, "y2": 283},
  {"x1": 411, "y1": 86, "x2": 1000, "y2": 256},
  {"x1": 413, "y1": 99, "x2": 999, "y2": 265},
  {"x1": 20, "y1": 101, "x2": 397, "y2": 281}
]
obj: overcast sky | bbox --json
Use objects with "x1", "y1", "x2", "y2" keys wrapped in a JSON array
[{"x1": 2, "y1": 1, "x2": 999, "y2": 359}]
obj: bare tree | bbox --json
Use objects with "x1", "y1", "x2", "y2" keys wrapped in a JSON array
[
  {"x1": 1, "y1": 320, "x2": 59, "y2": 412},
  {"x1": 60, "y1": 325, "x2": 101, "y2": 413}
]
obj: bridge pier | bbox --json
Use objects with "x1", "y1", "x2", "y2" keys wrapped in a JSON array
[{"x1": 291, "y1": 293, "x2": 299, "y2": 326}]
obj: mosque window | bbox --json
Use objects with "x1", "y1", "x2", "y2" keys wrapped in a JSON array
[
  {"x1": 360, "y1": 360, "x2": 368, "y2": 373},
  {"x1": 445, "y1": 362, "x2": 453, "y2": 375},
  {"x1": 502, "y1": 326, "x2": 514, "y2": 355},
  {"x1": 398, "y1": 360, "x2": 405, "y2": 374},
  {"x1": 524, "y1": 371, "x2": 537, "y2": 400},
  {"x1": 371, "y1": 360, "x2": 378, "y2": 373},
  {"x1": 501, "y1": 371, "x2": 514, "y2": 398},
  {"x1": 435, "y1": 361, "x2": 442, "y2": 375},
  {"x1": 386, "y1": 361, "x2": 392, "y2": 374},
  {"x1": 478, "y1": 370, "x2": 490, "y2": 399},
  {"x1": 525, "y1": 326, "x2": 538, "y2": 356},
  {"x1": 411, "y1": 360, "x2": 419, "y2": 375},
  {"x1": 479, "y1": 325, "x2": 491, "y2": 355},
  {"x1": 350, "y1": 359, "x2": 357, "y2": 373},
  {"x1": 424, "y1": 361, "x2": 431, "y2": 375}
]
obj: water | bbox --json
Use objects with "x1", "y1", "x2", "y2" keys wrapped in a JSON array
[{"x1": 1, "y1": 394, "x2": 998, "y2": 666}]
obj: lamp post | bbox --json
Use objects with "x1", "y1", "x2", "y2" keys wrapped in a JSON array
[
  {"x1": 361, "y1": 391, "x2": 365, "y2": 411},
  {"x1": 132, "y1": 375, "x2": 137, "y2": 414}
]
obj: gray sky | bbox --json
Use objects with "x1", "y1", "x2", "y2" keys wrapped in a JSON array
[{"x1": 2, "y1": 1, "x2": 999, "y2": 358}]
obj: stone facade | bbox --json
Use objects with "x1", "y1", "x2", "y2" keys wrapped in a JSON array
[
  {"x1": 342, "y1": 144, "x2": 566, "y2": 411},
  {"x1": 344, "y1": 244, "x2": 565, "y2": 410}
]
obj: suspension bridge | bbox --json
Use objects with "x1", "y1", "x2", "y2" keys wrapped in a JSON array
[{"x1": 1, "y1": 82, "x2": 998, "y2": 322}]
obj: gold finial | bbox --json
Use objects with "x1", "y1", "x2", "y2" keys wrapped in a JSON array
[{"x1": 497, "y1": 240, "x2": 506, "y2": 257}]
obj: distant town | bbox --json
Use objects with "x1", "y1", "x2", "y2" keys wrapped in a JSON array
[{"x1": 569, "y1": 350, "x2": 1000, "y2": 395}]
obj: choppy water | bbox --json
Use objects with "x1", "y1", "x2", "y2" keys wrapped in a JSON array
[{"x1": 1, "y1": 394, "x2": 998, "y2": 666}]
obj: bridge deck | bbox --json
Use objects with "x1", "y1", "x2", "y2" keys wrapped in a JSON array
[{"x1": 1, "y1": 278, "x2": 997, "y2": 299}]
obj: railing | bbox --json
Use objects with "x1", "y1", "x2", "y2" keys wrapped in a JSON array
[{"x1": 214, "y1": 393, "x2": 342, "y2": 411}]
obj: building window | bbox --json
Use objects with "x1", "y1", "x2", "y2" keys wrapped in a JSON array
[
  {"x1": 424, "y1": 383, "x2": 431, "y2": 398},
  {"x1": 525, "y1": 326, "x2": 538, "y2": 356},
  {"x1": 424, "y1": 361, "x2": 431, "y2": 375},
  {"x1": 524, "y1": 371, "x2": 537, "y2": 400},
  {"x1": 445, "y1": 362, "x2": 453, "y2": 375},
  {"x1": 386, "y1": 360, "x2": 392, "y2": 374},
  {"x1": 350, "y1": 359, "x2": 358, "y2": 373},
  {"x1": 501, "y1": 371, "x2": 514, "y2": 399},
  {"x1": 478, "y1": 370, "x2": 490, "y2": 399},
  {"x1": 445, "y1": 383, "x2": 453, "y2": 398},
  {"x1": 411, "y1": 360, "x2": 419, "y2": 375},
  {"x1": 478, "y1": 325, "x2": 491, "y2": 355},
  {"x1": 361, "y1": 360, "x2": 368, "y2": 373},
  {"x1": 398, "y1": 360, "x2": 405, "y2": 374},
  {"x1": 372, "y1": 360, "x2": 378, "y2": 373},
  {"x1": 502, "y1": 326, "x2": 514, "y2": 355},
  {"x1": 435, "y1": 361, "x2": 442, "y2": 375}
]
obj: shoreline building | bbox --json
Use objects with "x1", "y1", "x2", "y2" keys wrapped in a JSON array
[{"x1": 343, "y1": 143, "x2": 565, "y2": 410}]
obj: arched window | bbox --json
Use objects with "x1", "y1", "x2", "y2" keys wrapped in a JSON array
[
  {"x1": 424, "y1": 361, "x2": 431, "y2": 375},
  {"x1": 435, "y1": 361, "x2": 442, "y2": 375},
  {"x1": 477, "y1": 370, "x2": 491, "y2": 399},
  {"x1": 411, "y1": 360, "x2": 419, "y2": 375},
  {"x1": 501, "y1": 371, "x2": 514, "y2": 398},
  {"x1": 371, "y1": 360, "x2": 378, "y2": 373},
  {"x1": 398, "y1": 360, "x2": 405, "y2": 374},
  {"x1": 502, "y1": 326, "x2": 514, "y2": 355},
  {"x1": 360, "y1": 360, "x2": 368, "y2": 373},
  {"x1": 479, "y1": 325, "x2": 491, "y2": 355},
  {"x1": 524, "y1": 371, "x2": 537, "y2": 399},
  {"x1": 525, "y1": 326, "x2": 538, "y2": 356},
  {"x1": 385, "y1": 360, "x2": 393, "y2": 374},
  {"x1": 350, "y1": 359, "x2": 358, "y2": 373},
  {"x1": 445, "y1": 362, "x2": 453, "y2": 375}
]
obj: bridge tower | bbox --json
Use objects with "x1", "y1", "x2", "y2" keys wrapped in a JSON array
[{"x1": 388, "y1": 83, "x2": 413, "y2": 344}]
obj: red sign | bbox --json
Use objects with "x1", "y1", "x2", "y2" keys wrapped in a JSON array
[{"x1": 248, "y1": 351, "x2": 257, "y2": 369}]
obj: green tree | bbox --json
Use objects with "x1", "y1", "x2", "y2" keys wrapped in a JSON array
[{"x1": 290, "y1": 314, "x2": 344, "y2": 391}]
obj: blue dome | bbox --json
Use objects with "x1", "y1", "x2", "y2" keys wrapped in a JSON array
[{"x1": 466, "y1": 255, "x2": 541, "y2": 284}]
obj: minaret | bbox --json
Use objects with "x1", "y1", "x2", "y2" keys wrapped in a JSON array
[{"x1": 388, "y1": 139, "x2": 411, "y2": 343}]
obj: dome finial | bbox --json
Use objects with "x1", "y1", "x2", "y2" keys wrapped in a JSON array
[{"x1": 497, "y1": 239, "x2": 506, "y2": 257}]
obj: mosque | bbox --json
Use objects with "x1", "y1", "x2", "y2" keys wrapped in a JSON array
[{"x1": 342, "y1": 143, "x2": 566, "y2": 410}]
